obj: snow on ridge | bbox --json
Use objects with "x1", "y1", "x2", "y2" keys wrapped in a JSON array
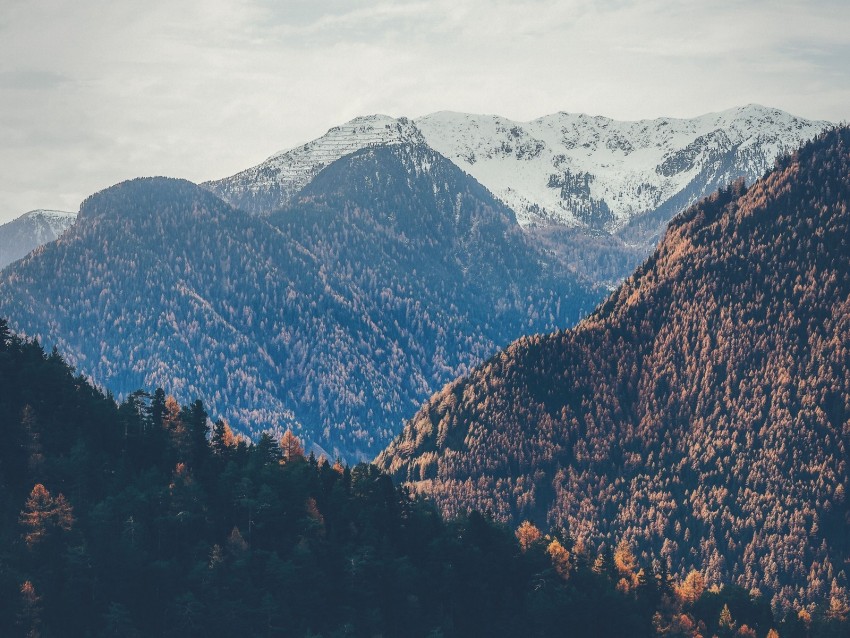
[
  {"x1": 23, "y1": 209, "x2": 77, "y2": 224},
  {"x1": 207, "y1": 115, "x2": 424, "y2": 211},
  {"x1": 207, "y1": 105, "x2": 829, "y2": 228},
  {"x1": 414, "y1": 105, "x2": 829, "y2": 228},
  {"x1": 19, "y1": 210, "x2": 77, "y2": 244},
  {"x1": 0, "y1": 209, "x2": 77, "y2": 269}
]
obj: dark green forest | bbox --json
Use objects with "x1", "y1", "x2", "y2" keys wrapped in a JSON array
[{"x1": 0, "y1": 321, "x2": 848, "y2": 637}]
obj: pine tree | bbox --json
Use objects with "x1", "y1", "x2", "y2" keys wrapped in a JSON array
[
  {"x1": 18, "y1": 580, "x2": 42, "y2": 638},
  {"x1": 187, "y1": 399, "x2": 209, "y2": 467}
]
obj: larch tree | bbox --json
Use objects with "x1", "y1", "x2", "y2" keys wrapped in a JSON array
[
  {"x1": 212, "y1": 419, "x2": 238, "y2": 454},
  {"x1": 718, "y1": 604, "x2": 735, "y2": 637},
  {"x1": 515, "y1": 521, "x2": 542, "y2": 553},
  {"x1": 280, "y1": 430, "x2": 305, "y2": 463},
  {"x1": 677, "y1": 570, "x2": 706, "y2": 606},
  {"x1": 19, "y1": 483, "x2": 74, "y2": 547},
  {"x1": 614, "y1": 540, "x2": 640, "y2": 593},
  {"x1": 547, "y1": 538, "x2": 572, "y2": 580}
]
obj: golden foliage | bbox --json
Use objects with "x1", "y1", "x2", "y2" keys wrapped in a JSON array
[
  {"x1": 19, "y1": 580, "x2": 42, "y2": 638},
  {"x1": 218, "y1": 421, "x2": 238, "y2": 448},
  {"x1": 379, "y1": 130, "x2": 850, "y2": 608},
  {"x1": 19, "y1": 484, "x2": 74, "y2": 547},
  {"x1": 676, "y1": 570, "x2": 706, "y2": 606},
  {"x1": 614, "y1": 540, "x2": 639, "y2": 592},
  {"x1": 515, "y1": 521, "x2": 542, "y2": 553},
  {"x1": 547, "y1": 539, "x2": 572, "y2": 580},
  {"x1": 719, "y1": 604, "x2": 735, "y2": 631},
  {"x1": 828, "y1": 580, "x2": 850, "y2": 622},
  {"x1": 280, "y1": 430, "x2": 305, "y2": 462}
]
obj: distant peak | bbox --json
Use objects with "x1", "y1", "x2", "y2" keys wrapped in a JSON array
[
  {"x1": 23, "y1": 209, "x2": 76, "y2": 220},
  {"x1": 79, "y1": 177, "x2": 227, "y2": 220},
  {"x1": 339, "y1": 113, "x2": 402, "y2": 126}
]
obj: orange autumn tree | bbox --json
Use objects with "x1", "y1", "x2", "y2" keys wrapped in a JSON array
[
  {"x1": 19, "y1": 484, "x2": 74, "y2": 547},
  {"x1": 280, "y1": 430, "x2": 305, "y2": 463},
  {"x1": 677, "y1": 570, "x2": 707, "y2": 606},
  {"x1": 613, "y1": 540, "x2": 640, "y2": 593},
  {"x1": 515, "y1": 521, "x2": 543, "y2": 553},
  {"x1": 212, "y1": 419, "x2": 239, "y2": 453},
  {"x1": 547, "y1": 538, "x2": 572, "y2": 579}
]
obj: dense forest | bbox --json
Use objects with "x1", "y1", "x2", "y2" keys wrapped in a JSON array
[
  {"x1": 378, "y1": 128, "x2": 850, "y2": 612},
  {"x1": 1, "y1": 320, "x2": 848, "y2": 637},
  {"x1": 0, "y1": 144, "x2": 601, "y2": 460}
]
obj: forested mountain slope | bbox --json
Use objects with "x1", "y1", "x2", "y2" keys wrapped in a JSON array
[
  {"x1": 0, "y1": 320, "x2": 653, "y2": 637},
  {"x1": 378, "y1": 128, "x2": 850, "y2": 611},
  {"x1": 0, "y1": 145, "x2": 599, "y2": 460}
]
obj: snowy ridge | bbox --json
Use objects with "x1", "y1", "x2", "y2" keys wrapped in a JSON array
[
  {"x1": 206, "y1": 105, "x2": 828, "y2": 236},
  {"x1": 0, "y1": 209, "x2": 76, "y2": 270},
  {"x1": 20, "y1": 209, "x2": 77, "y2": 245},
  {"x1": 206, "y1": 115, "x2": 423, "y2": 214},
  {"x1": 416, "y1": 105, "x2": 829, "y2": 229}
]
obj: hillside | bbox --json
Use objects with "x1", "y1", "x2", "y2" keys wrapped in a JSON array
[
  {"x1": 0, "y1": 209, "x2": 76, "y2": 270},
  {"x1": 0, "y1": 145, "x2": 599, "y2": 460},
  {"x1": 377, "y1": 128, "x2": 850, "y2": 611},
  {"x1": 9, "y1": 320, "x2": 844, "y2": 637},
  {"x1": 0, "y1": 320, "x2": 647, "y2": 637}
]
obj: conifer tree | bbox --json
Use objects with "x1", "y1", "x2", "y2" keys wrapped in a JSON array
[{"x1": 19, "y1": 483, "x2": 74, "y2": 547}]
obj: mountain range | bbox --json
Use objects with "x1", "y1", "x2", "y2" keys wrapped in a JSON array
[
  {"x1": 0, "y1": 209, "x2": 76, "y2": 270},
  {"x1": 0, "y1": 144, "x2": 598, "y2": 460},
  {"x1": 378, "y1": 128, "x2": 850, "y2": 611},
  {"x1": 0, "y1": 105, "x2": 830, "y2": 464},
  {"x1": 207, "y1": 105, "x2": 827, "y2": 285}
]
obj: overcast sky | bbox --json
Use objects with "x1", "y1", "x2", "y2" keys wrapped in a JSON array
[{"x1": 2, "y1": 0, "x2": 849, "y2": 222}]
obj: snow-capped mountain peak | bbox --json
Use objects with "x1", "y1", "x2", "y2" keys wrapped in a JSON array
[
  {"x1": 205, "y1": 115, "x2": 423, "y2": 214},
  {"x1": 205, "y1": 105, "x2": 829, "y2": 242},
  {"x1": 0, "y1": 209, "x2": 77, "y2": 270},
  {"x1": 21, "y1": 209, "x2": 77, "y2": 243},
  {"x1": 415, "y1": 105, "x2": 829, "y2": 231}
]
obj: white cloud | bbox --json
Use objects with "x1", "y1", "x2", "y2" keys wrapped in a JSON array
[{"x1": 1, "y1": 0, "x2": 848, "y2": 221}]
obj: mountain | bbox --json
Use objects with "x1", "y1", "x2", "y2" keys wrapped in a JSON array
[
  {"x1": 205, "y1": 106, "x2": 827, "y2": 285},
  {"x1": 417, "y1": 105, "x2": 827, "y2": 233},
  {"x1": 0, "y1": 145, "x2": 600, "y2": 460},
  {"x1": 0, "y1": 209, "x2": 76, "y2": 269},
  {"x1": 377, "y1": 128, "x2": 850, "y2": 610},
  {"x1": 207, "y1": 114, "x2": 422, "y2": 215}
]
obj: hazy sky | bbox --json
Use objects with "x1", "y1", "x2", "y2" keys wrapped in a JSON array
[{"x1": 2, "y1": 0, "x2": 849, "y2": 222}]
